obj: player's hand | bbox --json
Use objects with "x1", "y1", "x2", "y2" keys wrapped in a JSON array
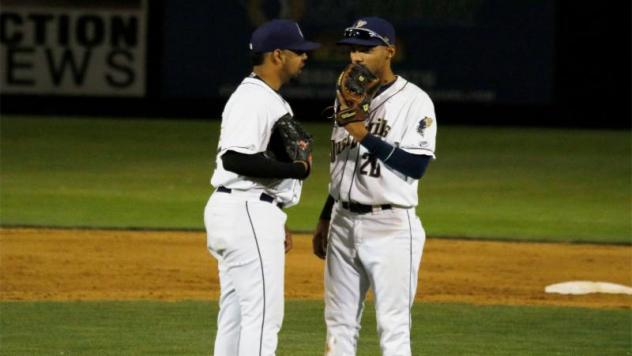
[
  {"x1": 343, "y1": 121, "x2": 369, "y2": 141},
  {"x1": 294, "y1": 153, "x2": 312, "y2": 179},
  {"x1": 284, "y1": 224, "x2": 293, "y2": 253},
  {"x1": 336, "y1": 89, "x2": 350, "y2": 111},
  {"x1": 312, "y1": 219, "x2": 330, "y2": 259}
]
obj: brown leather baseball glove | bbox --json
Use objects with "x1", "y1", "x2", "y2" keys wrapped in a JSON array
[{"x1": 335, "y1": 63, "x2": 380, "y2": 126}]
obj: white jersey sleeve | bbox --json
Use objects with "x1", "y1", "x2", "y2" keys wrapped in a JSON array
[
  {"x1": 397, "y1": 90, "x2": 437, "y2": 158},
  {"x1": 218, "y1": 85, "x2": 287, "y2": 156}
]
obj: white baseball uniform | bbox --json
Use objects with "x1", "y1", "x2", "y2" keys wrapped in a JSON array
[
  {"x1": 325, "y1": 76, "x2": 437, "y2": 355},
  {"x1": 204, "y1": 74, "x2": 302, "y2": 356}
]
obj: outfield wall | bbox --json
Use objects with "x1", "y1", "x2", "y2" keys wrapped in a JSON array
[{"x1": 0, "y1": 0, "x2": 629, "y2": 128}]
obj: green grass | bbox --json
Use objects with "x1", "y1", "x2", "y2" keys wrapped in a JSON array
[
  {"x1": 0, "y1": 300, "x2": 629, "y2": 355},
  {"x1": 1, "y1": 116, "x2": 630, "y2": 243},
  {"x1": 423, "y1": 127, "x2": 631, "y2": 243}
]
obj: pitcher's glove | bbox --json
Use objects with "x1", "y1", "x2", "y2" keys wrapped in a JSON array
[
  {"x1": 271, "y1": 114, "x2": 313, "y2": 174},
  {"x1": 335, "y1": 63, "x2": 380, "y2": 126}
]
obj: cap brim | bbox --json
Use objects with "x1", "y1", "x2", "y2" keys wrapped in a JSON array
[
  {"x1": 287, "y1": 41, "x2": 321, "y2": 51},
  {"x1": 336, "y1": 38, "x2": 382, "y2": 47}
]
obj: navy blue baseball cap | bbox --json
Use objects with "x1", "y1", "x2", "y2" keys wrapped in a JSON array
[
  {"x1": 249, "y1": 19, "x2": 320, "y2": 53},
  {"x1": 337, "y1": 17, "x2": 395, "y2": 47}
]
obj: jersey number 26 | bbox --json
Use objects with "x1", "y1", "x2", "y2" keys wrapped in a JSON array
[{"x1": 360, "y1": 153, "x2": 381, "y2": 177}]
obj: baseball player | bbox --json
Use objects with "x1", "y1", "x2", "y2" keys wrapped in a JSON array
[
  {"x1": 312, "y1": 17, "x2": 437, "y2": 355},
  {"x1": 204, "y1": 19, "x2": 319, "y2": 356}
]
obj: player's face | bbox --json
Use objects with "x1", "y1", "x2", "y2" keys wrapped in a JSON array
[
  {"x1": 281, "y1": 49, "x2": 308, "y2": 79},
  {"x1": 348, "y1": 45, "x2": 393, "y2": 79}
]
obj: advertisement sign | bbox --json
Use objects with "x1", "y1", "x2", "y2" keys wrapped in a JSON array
[{"x1": 0, "y1": 0, "x2": 147, "y2": 96}]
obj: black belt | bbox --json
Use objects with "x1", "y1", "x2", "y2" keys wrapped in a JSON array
[
  {"x1": 217, "y1": 186, "x2": 283, "y2": 209},
  {"x1": 341, "y1": 201, "x2": 392, "y2": 214}
]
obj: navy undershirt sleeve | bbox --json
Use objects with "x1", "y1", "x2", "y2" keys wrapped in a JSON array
[
  {"x1": 222, "y1": 150, "x2": 308, "y2": 179},
  {"x1": 360, "y1": 134, "x2": 431, "y2": 179}
]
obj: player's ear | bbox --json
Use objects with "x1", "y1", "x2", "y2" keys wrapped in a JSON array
[
  {"x1": 386, "y1": 45, "x2": 396, "y2": 60},
  {"x1": 271, "y1": 49, "x2": 285, "y2": 65}
]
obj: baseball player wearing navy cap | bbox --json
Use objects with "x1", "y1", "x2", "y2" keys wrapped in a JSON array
[
  {"x1": 204, "y1": 19, "x2": 319, "y2": 356},
  {"x1": 312, "y1": 17, "x2": 437, "y2": 355}
]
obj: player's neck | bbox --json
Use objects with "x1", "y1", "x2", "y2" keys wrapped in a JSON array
[
  {"x1": 380, "y1": 67, "x2": 396, "y2": 85},
  {"x1": 252, "y1": 67, "x2": 282, "y2": 91}
]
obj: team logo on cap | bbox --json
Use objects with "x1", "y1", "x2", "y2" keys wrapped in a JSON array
[
  {"x1": 417, "y1": 116, "x2": 433, "y2": 136},
  {"x1": 354, "y1": 20, "x2": 367, "y2": 28}
]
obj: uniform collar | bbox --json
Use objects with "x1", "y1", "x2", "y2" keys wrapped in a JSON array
[
  {"x1": 375, "y1": 76, "x2": 406, "y2": 98},
  {"x1": 374, "y1": 76, "x2": 398, "y2": 97},
  {"x1": 242, "y1": 74, "x2": 289, "y2": 106},
  {"x1": 370, "y1": 76, "x2": 408, "y2": 109},
  {"x1": 243, "y1": 74, "x2": 281, "y2": 94},
  {"x1": 247, "y1": 73, "x2": 280, "y2": 93}
]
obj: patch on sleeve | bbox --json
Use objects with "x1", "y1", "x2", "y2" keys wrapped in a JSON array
[{"x1": 417, "y1": 116, "x2": 433, "y2": 136}]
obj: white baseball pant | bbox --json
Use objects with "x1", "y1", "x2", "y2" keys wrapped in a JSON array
[
  {"x1": 324, "y1": 203, "x2": 425, "y2": 356},
  {"x1": 204, "y1": 191, "x2": 287, "y2": 356}
]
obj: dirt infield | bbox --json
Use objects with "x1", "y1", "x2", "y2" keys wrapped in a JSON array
[{"x1": 1, "y1": 228, "x2": 630, "y2": 309}]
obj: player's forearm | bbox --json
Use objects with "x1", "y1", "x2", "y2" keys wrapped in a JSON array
[
  {"x1": 222, "y1": 150, "x2": 308, "y2": 179},
  {"x1": 360, "y1": 134, "x2": 431, "y2": 179}
]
